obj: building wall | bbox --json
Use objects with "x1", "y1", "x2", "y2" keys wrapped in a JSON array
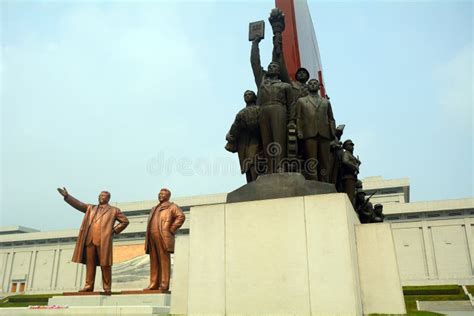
[{"x1": 391, "y1": 217, "x2": 474, "y2": 285}]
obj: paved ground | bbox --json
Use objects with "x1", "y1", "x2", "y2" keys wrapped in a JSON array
[{"x1": 419, "y1": 300, "x2": 474, "y2": 315}]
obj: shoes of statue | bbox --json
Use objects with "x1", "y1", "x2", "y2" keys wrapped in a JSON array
[
  {"x1": 144, "y1": 285, "x2": 159, "y2": 290},
  {"x1": 103, "y1": 290, "x2": 112, "y2": 295},
  {"x1": 78, "y1": 287, "x2": 93, "y2": 292},
  {"x1": 158, "y1": 285, "x2": 169, "y2": 291}
]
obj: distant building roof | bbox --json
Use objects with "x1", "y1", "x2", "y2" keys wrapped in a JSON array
[{"x1": 0, "y1": 226, "x2": 40, "y2": 235}]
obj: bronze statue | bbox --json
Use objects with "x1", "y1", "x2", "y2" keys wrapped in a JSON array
[
  {"x1": 295, "y1": 79, "x2": 337, "y2": 181},
  {"x1": 225, "y1": 90, "x2": 261, "y2": 183},
  {"x1": 341, "y1": 139, "x2": 361, "y2": 206},
  {"x1": 355, "y1": 190, "x2": 378, "y2": 223},
  {"x1": 251, "y1": 11, "x2": 293, "y2": 173},
  {"x1": 57, "y1": 188, "x2": 129, "y2": 294},
  {"x1": 144, "y1": 188, "x2": 185, "y2": 291},
  {"x1": 373, "y1": 203, "x2": 385, "y2": 222}
]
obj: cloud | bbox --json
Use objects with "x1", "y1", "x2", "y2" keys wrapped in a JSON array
[{"x1": 433, "y1": 42, "x2": 473, "y2": 130}]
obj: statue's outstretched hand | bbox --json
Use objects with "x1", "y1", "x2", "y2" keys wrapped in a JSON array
[{"x1": 57, "y1": 187, "x2": 69, "y2": 198}]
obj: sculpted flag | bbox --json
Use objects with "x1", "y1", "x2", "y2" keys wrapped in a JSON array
[{"x1": 275, "y1": 0, "x2": 327, "y2": 97}]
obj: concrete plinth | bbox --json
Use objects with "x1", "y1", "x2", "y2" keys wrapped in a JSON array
[
  {"x1": 171, "y1": 193, "x2": 406, "y2": 315},
  {"x1": 0, "y1": 306, "x2": 168, "y2": 316},
  {"x1": 226, "y1": 172, "x2": 336, "y2": 203},
  {"x1": 48, "y1": 293, "x2": 170, "y2": 307},
  {"x1": 356, "y1": 223, "x2": 406, "y2": 314}
]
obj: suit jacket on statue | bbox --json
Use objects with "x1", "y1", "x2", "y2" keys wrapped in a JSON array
[
  {"x1": 65, "y1": 195, "x2": 129, "y2": 267},
  {"x1": 145, "y1": 201, "x2": 185, "y2": 254},
  {"x1": 296, "y1": 94, "x2": 336, "y2": 140}
]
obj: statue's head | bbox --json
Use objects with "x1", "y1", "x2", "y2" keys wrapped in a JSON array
[
  {"x1": 267, "y1": 62, "x2": 280, "y2": 76},
  {"x1": 307, "y1": 79, "x2": 320, "y2": 93},
  {"x1": 243, "y1": 90, "x2": 257, "y2": 104},
  {"x1": 159, "y1": 188, "x2": 171, "y2": 203},
  {"x1": 374, "y1": 204, "x2": 383, "y2": 214},
  {"x1": 295, "y1": 68, "x2": 309, "y2": 83},
  {"x1": 356, "y1": 190, "x2": 366, "y2": 202},
  {"x1": 343, "y1": 139, "x2": 354, "y2": 152},
  {"x1": 98, "y1": 191, "x2": 111, "y2": 205}
]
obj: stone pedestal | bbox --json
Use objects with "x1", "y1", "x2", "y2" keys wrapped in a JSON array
[
  {"x1": 49, "y1": 293, "x2": 170, "y2": 307},
  {"x1": 226, "y1": 172, "x2": 336, "y2": 203},
  {"x1": 171, "y1": 193, "x2": 406, "y2": 315}
]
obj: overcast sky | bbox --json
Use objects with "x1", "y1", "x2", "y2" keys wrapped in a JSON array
[{"x1": 1, "y1": 0, "x2": 472, "y2": 231}]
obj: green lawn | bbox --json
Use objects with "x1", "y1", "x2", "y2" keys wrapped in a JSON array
[
  {"x1": 0, "y1": 293, "x2": 58, "y2": 308},
  {"x1": 403, "y1": 285, "x2": 469, "y2": 316}
]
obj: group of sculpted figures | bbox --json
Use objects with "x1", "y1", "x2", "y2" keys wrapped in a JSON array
[
  {"x1": 225, "y1": 8, "x2": 383, "y2": 224},
  {"x1": 57, "y1": 187, "x2": 185, "y2": 294}
]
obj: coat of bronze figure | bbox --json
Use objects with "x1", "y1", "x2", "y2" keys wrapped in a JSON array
[
  {"x1": 341, "y1": 139, "x2": 361, "y2": 206},
  {"x1": 225, "y1": 90, "x2": 261, "y2": 183},
  {"x1": 295, "y1": 79, "x2": 337, "y2": 182},
  {"x1": 57, "y1": 188, "x2": 129, "y2": 294},
  {"x1": 144, "y1": 188, "x2": 185, "y2": 291}
]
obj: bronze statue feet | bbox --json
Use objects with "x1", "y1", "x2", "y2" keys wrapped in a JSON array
[{"x1": 78, "y1": 287, "x2": 93, "y2": 292}]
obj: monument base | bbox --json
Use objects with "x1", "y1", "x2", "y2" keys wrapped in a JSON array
[
  {"x1": 49, "y1": 293, "x2": 170, "y2": 307},
  {"x1": 171, "y1": 193, "x2": 406, "y2": 315},
  {"x1": 226, "y1": 172, "x2": 336, "y2": 203},
  {"x1": 121, "y1": 289, "x2": 170, "y2": 294},
  {"x1": 0, "y1": 306, "x2": 167, "y2": 316},
  {"x1": 62, "y1": 291, "x2": 110, "y2": 296}
]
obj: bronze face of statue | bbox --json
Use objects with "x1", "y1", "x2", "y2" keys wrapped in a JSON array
[
  {"x1": 225, "y1": 90, "x2": 261, "y2": 183},
  {"x1": 57, "y1": 187, "x2": 129, "y2": 295},
  {"x1": 295, "y1": 79, "x2": 337, "y2": 182},
  {"x1": 144, "y1": 188, "x2": 185, "y2": 291}
]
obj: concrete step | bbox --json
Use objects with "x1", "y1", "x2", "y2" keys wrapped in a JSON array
[
  {"x1": 0, "y1": 305, "x2": 169, "y2": 316},
  {"x1": 418, "y1": 300, "x2": 474, "y2": 312},
  {"x1": 48, "y1": 293, "x2": 170, "y2": 307}
]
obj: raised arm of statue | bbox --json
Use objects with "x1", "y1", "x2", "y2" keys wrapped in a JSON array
[
  {"x1": 57, "y1": 187, "x2": 89, "y2": 213},
  {"x1": 272, "y1": 34, "x2": 291, "y2": 84},
  {"x1": 251, "y1": 39, "x2": 264, "y2": 88}
]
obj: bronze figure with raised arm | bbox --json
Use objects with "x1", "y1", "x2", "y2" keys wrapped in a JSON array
[{"x1": 57, "y1": 187, "x2": 129, "y2": 294}]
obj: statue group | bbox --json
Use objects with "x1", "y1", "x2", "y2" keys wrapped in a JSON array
[
  {"x1": 57, "y1": 187, "x2": 185, "y2": 294},
  {"x1": 225, "y1": 8, "x2": 383, "y2": 224}
]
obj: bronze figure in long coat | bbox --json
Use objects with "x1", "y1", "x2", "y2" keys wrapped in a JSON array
[
  {"x1": 225, "y1": 90, "x2": 261, "y2": 183},
  {"x1": 57, "y1": 188, "x2": 129, "y2": 294},
  {"x1": 144, "y1": 188, "x2": 185, "y2": 291}
]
